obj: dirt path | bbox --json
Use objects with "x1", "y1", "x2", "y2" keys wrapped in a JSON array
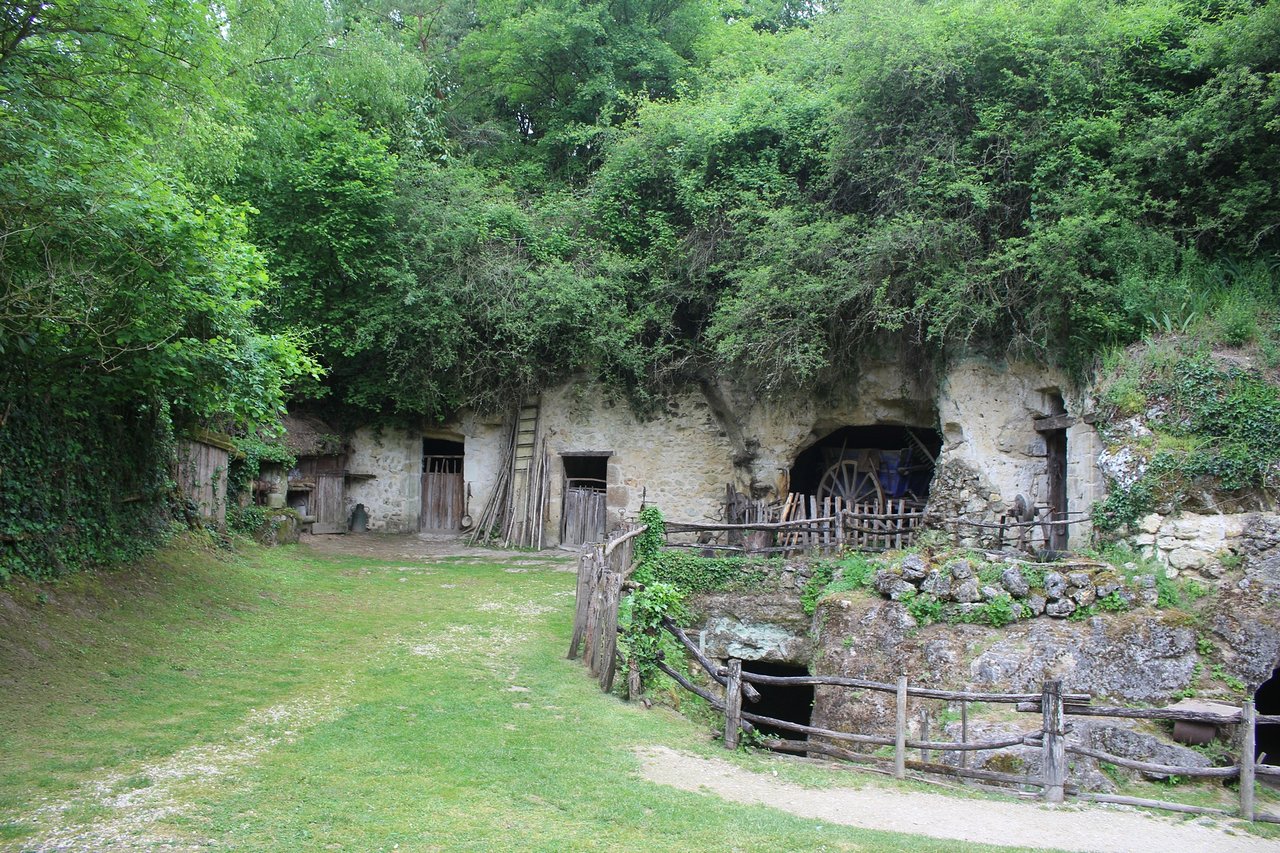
[{"x1": 635, "y1": 746, "x2": 1274, "y2": 852}]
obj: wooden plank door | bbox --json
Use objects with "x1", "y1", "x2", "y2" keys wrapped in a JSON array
[
  {"x1": 561, "y1": 483, "x2": 606, "y2": 546},
  {"x1": 1045, "y1": 429, "x2": 1068, "y2": 551},
  {"x1": 313, "y1": 472, "x2": 347, "y2": 534},
  {"x1": 421, "y1": 455, "x2": 464, "y2": 531}
]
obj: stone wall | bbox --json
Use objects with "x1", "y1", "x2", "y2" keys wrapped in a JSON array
[
  {"x1": 929, "y1": 359, "x2": 1106, "y2": 550},
  {"x1": 332, "y1": 355, "x2": 1110, "y2": 545}
]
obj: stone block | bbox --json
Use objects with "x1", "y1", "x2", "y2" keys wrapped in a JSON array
[
  {"x1": 606, "y1": 485, "x2": 629, "y2": 507},
  {"x1": 1167, "y1": 547, "x2": 1208, "y2": 571}
]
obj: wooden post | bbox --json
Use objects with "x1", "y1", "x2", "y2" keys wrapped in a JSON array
[
  {"x1": 920, "y1": 707, "x2": 930, "y2": 763},
  {"x1": 627, "y1": 655, "x2": 642, "y2": 702},
  {"x1": 1042, "y1": 679, "x2": 1066, "y2": 804},
  {"x1": 724, "y1": 659, "x2": 743, "y2": 750},
  {"x1": 1241, "y1": 698, "x2": 1256, "y2": 821},
  {"x1": 960, "y1": 701, "x2": 969, "y2": 770},
  {"x1": 895, "y1": 675, "x2": 907, "y2": 779}
]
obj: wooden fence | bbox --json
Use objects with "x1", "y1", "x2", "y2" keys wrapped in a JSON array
[
  {"x1": 566, "y1": 524, "x2": 646, "y2": 692},
  {"x1": 569, "y1": 523, "x2": 1280, "y2": 824}
]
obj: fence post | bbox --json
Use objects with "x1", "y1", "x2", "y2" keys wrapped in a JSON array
[
  {"x1": 894, "y1": 675, "x2": 907, "y2": 779},
  {"x1": 959, "y1": 701, "x2": 969, "y2": 769},
  {"x1": 724, "y1": 659, "x2": 743, "y2": 750},
  {"x1": 1041, "y1": 679, "x2": 1065, "y2": 804},
  {"x1": 1241, "y1": 699, "x2": 1256, "y2": 821}
]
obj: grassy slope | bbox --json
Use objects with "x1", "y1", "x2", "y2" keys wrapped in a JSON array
[{"x1": 0, "y1": 538, "x2": 1023, "y2": 852}]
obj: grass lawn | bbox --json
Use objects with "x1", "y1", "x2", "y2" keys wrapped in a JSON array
[{"x1": 0, "y1": 537, "x2": 1031, "y2": 851}]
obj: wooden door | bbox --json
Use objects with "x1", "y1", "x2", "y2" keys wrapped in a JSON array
[
  {"x1": 421, "y1": 455, "x2": 464, "y2": 530},
  {"x1": 313, "y1": 472, "x2": 347, "y2": 534},
  {"x1": 1044, "y1": 429, "x2": 1068, "y2": 551},
  {"x1": 561, "y1": 481, "x2": 606, "y2": 546}
]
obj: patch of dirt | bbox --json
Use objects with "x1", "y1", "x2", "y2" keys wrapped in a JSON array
[
  {"x1": 300, "y1": 532, "x2": 574, "y2": 568},
  {"x1": 634, "y1": 746, "x2": 1274, "y2": 852}
]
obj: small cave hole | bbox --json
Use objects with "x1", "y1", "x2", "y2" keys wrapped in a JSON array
[
  {"x1": 1256, "y1": 666, "x2": 1280, "y2": 766},
  {"x1": 741, "y1": 660, "x2": 813, "y2": 739}
]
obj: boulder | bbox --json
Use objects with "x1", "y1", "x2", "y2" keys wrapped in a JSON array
[
  {"x1": 954, "y1": 578, "x2": 981, "y2": 604},
  {"x1": 1045, "y1": 599, "x2": 1076, "y2": 618},
  {"x1": 948, "y1": 559, "x2": 974, "y2": 580},
  {"x1": 901, "y1": 553, "x2": 929, "y2": 582},
  {"x1": 1044, "y1": 572, "x2": 1068, "y2": 599},
  {"x1": 1000, "y1": 566, "x2": 1030, "y2": 597},
  {"x1": 921, "y1": 569, "x2": 952, "y2": 599}
]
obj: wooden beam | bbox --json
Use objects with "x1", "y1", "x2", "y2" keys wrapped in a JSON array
[{"x1": 1033, "y1": 414, "x2": 1076, "y2": 432}]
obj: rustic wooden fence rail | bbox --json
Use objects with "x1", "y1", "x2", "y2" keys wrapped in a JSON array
[{"x1": 570, "y1": 524, "x2": 1279, "y2": 823}]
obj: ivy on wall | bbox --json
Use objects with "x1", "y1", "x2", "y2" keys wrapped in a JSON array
[{"x1": 0, "y1": 393, "x2": 177, "y2": 581}]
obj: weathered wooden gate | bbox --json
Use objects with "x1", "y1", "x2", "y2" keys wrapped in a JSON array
[
  {"x1": 562, "y1": 479, "x2": 606, "y2": 547},
  {"x1": 312, "y1": 472, "x2": 347, "y2": 534},
  {"x1": 421, "y1": 455, "x2": 465, "y2": 531}
]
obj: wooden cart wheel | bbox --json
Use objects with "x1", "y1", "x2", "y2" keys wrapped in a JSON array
[{"x1": 816, "y1": 458, "x2": 884, "y2": 507}]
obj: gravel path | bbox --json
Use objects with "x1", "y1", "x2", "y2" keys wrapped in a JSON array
[{"x1": 635, "y1": 746, "x2": 1276, "y2": 852}]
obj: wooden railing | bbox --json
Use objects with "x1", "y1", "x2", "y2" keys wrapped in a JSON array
[
  {"x1": 676, "y1": 641, "x2": 1280, "y2": 822},
  {"x1": 570, "y1": 524, "x2": 1280, "y2": 823},
  {"x1": 566, "y1": 524, "x2": 646, "y2": 692}
]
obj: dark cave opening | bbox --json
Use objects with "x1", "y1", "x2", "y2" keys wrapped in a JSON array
[
  {"x1": 740, "y1": 660, "x2": 814, "y2": 739},
  {"x1": 789, "y1": 425, "x2": 942, "y2": 506},
  {"x1": 1256, "y1": 666, "x2": 1280, "y2": 765}
]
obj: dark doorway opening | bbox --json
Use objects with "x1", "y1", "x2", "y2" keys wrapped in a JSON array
[
  {"x1": 563, "y1": 454, "x2": 608, "y2": 485},
  {"x1": 1035, "y1": 392, "x2": 1069, "y2": 551},
  {"x1": 740, "y1": 660, "x2": 813, "y2": 738},
  {"x1": 789, "y1": 425, "x2": 941, "y2": 506},
  {"x1": 1256, "y1": 666, "x2": 1280, "y2": 765},
  {"x1": 561, "y1": 453, "x2": 610, "y2": 546}
]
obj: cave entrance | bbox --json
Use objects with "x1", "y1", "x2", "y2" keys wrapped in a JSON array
[
  {"x1": 741, "y1": 660, "x2": 813, "y2": 739},
  {"x1": 1256, "y1": 666, "x2": 1280, "y2": 766},
  {"x1": 788, "y1": 425, "x2": 941, "y2": 508}
]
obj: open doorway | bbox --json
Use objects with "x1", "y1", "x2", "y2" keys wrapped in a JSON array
[
  {"x1": 1033, "y1": 393, "x2": 1069, "y2": 551},
  {"x1": 422, "y1": 437, "x2": 464, "y2": 531},
  {"x1": 561, "y1": 452, "x2": 609, "y2": 546},
  {"x1": 740, "y1": 660, "x2": 814, "y2": 738}
]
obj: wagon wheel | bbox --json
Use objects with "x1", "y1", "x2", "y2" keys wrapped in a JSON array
[{"x1": 816, "y1": 458, "x2": 884, "y2": 508}]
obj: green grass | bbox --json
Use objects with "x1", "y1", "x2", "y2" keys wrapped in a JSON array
[{"x1": 0, "y1": 538, "x2": 1024, "y2": 851}]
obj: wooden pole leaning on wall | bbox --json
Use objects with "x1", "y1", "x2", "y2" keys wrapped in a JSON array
[
  {"x1": 724, "y1": 659, "x2": 744, "y2": 750},
  {"x1": 1042, "y1": 680, "x2": 1066, "y2": 804},
  {"x1": 894, "y1": 675, "x2": 907, "y2": 779},
  {"x1": 1241, "y1": 698, "x2": 1256, "y2": 821}
]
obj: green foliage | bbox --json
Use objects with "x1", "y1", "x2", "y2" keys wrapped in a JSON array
[
  {"x1": 1017, "y1": 565, "x2": 1046, "y2": 590},
  {"x1": 801, "y1": 553, "x2": 878, "y2": 614},
  {"x1": 1097, "y1": 592, "x2": 1132, "y2": 614},
  {"x1": 1096, "y1": 343, "x2": 1280, "y2": 532},
  {"x1": 619, "y1": 581, "x2": 687, "y2": 679},
  {"x1": 633, "y1": 506, "x2": 667, "y2": 570},
  {"x1": 905, "y1": 593, "x2": 944, "y2": 626},
  {"x1": 637, "y1": 551, "x2": 771, "y2": 594},
  {"x1": 1210, "y1": 665, "x2": 1247, "y2": 694},
  {"x1": 0, "y1": 397, "x2": 177, "y2": 581}
]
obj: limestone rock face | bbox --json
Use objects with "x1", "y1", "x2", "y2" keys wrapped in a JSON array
[
  {"x1": 813, "y1": 595, "x2": 1202, "y2": 722},
  {"x1": 1083, "y1": 723, "x2": 1210, "y2": 781},
  {"x1": 687, "y1": 591, "x2": 814, "y2": 664}
]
